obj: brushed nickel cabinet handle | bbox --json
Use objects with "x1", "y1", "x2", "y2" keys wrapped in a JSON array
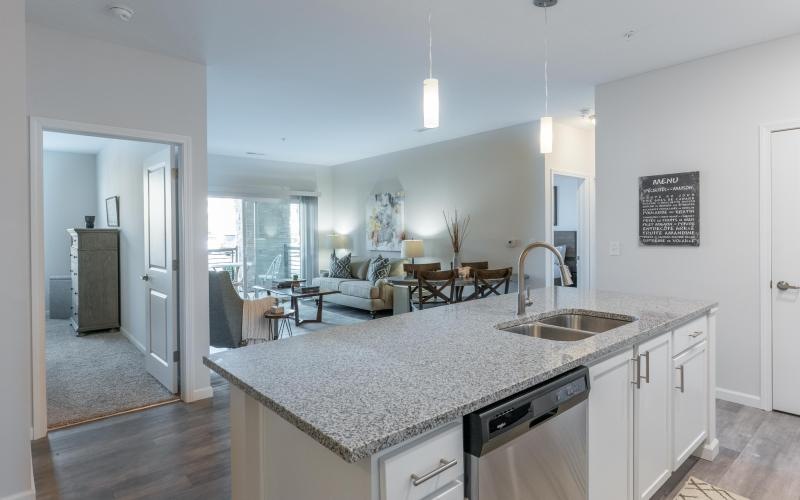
[
  {"x1": 642, "y1": 351, "x2": 651, "y2": 384},
  {"x1": 410, "y1": 458, "x2": 458, "y2": 486},
  {"x1": 689, "y1": 331, "x2": 703, "y2": 338},
  {"x1": 675, "y1": 365, "x2": 685, "y2": 393},
  {"x1": 631, "y1": 357, "x2": 642, "y2": 389}
]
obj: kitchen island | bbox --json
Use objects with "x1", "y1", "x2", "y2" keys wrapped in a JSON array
[{"x1": 204, "y1": 287, "x2": 718, "y2": 500}]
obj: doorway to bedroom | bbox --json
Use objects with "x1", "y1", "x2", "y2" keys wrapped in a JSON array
[
  {"x1": 41, "y1": 130, "x2": 180, "y2": 430},
  {"x1": 551, "y1": 173, "x2": 589, "y2": 288}
]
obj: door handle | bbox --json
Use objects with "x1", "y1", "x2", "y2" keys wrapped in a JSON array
[
  {"x1": 141, "y1": 274, "x2": 150, "y2": 282},
  {"x1": 776, "y1": 281, "x2": 800, "y2": 291}
]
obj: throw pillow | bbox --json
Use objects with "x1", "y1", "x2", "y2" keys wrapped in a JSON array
[
  {"x1": 329, "y1": 252, "x2": 353, "y2": 278},
  {"x1": 367, "y1": 255, "x2": 391, "y2": 283}
]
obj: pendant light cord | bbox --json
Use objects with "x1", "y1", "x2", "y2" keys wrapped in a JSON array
[
  {"x1": 428, "y1": 9, "x2": 434, "y2": 79},
  {"x1": 543, "y1": 6, "x2": 549, "y2": 116}
]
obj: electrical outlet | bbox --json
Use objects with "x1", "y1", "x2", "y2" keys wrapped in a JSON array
[{"x1": 609, "y1": 241, "x2": 621, "y2": 256}]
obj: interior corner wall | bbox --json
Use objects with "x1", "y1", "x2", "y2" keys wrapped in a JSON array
[
  {"x1": 595, "y1": 33, "x2": 800, "y2": 406},
  {"x1": 96, "y1": 140, "x2": 167, "y2": 350},
  {"x1": 43, "y1": 151, "x2": 98, "y2": 313},
  {"x1": 0, "y1": 1, "x2": 34, "y2": 498},
  {"x1": 329, "y1": 122, "x2": 548, "y2": 285},
  {"x1": 27, "y1": 23, "x2": 211, "y2": 399}
]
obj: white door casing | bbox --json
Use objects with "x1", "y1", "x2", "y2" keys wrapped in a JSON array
[
  {"x1": 771, "y1": 127, "x2": 800, "y2": 415},
  {"x1": 143, "y1": 147, "x2": 179, "y2": 393}
]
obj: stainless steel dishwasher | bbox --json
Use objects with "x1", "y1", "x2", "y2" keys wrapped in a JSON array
[{"x1": 464, "y1": 366, "x2": 590, "y2": 500}]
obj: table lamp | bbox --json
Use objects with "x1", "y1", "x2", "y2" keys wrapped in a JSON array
[
  {"x1": 401, "y1": 239, "x2": 424, "y2": 264},
  {"x1": 329, "y1": 234, "x2": 351, "y2": 257}
]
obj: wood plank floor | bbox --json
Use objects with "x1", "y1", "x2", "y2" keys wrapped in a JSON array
[
  {"x1": 33, "y1": 380, "x2": 800, "y2": 499},
  {"x1": 654, "y1": 399, "x2": 800, "y2": 499}
]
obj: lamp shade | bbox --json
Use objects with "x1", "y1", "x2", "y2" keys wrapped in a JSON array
[
  {"x1": 329, "y1": 234, "x2": 351, "y2": 250},
  {"x1": 423, "y1": 78, "x2": 440, "y2": 129},
  {"x1": 539, "y1": 116, "x2": 553, "y2": 154},
  {"x1": 401, "y1": 239, "x2": 425, "y2": 259}
]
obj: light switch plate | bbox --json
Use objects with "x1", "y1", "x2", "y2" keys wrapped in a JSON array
[{"x1": 609, "y1": 241, "x2": 621, "y2": 256}]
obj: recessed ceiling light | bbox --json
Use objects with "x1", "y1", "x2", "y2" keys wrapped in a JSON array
[
  {"x1": 623, "y1": 29, "x2": 637, "y2": 41},
  {"x1": 108, "y1": 4, "x2": 135, "y2": 22}
]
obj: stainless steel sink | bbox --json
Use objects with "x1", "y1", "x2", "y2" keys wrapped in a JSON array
[
  {"x1": 502, "y1": 323, "x2": 595, "y2": 341},
  {"x1": 499, "y1": 312, "x2": 634, "y2": 342},
  {"x1": 536, "y1": 313, "x2": 632, "y2": 333}
]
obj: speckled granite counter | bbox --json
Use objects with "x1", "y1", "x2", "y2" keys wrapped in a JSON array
[{"x1": 204, "y1": 287, "x2": 716, "y2": 463}]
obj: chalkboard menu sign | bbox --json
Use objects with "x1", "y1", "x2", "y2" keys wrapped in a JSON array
[{"x1": 639, "y1": 171, "x2": 699, "y2": 246}]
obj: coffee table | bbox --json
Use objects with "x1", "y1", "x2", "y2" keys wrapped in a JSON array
[{"x1": 267, "y1": 288, "x2": 341, "y2": 326}]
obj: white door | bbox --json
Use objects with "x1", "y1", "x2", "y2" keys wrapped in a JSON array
[
  {"x1": 588, "y1": 348, "x2": 634, "y2": 500},
  {"x1": 634, "y1": 334, "x2": 672, "y2": 500},
  {"x1": 142, "y1": 147, "x2": 179, "y2": 393},
  {"x1": 772, "y1": 128, "x2": 800, "y2": 415}
]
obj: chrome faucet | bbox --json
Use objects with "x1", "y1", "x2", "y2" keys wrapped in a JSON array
[{"x1": 517, "y1": 241, "x2": 573, "y2": 315}]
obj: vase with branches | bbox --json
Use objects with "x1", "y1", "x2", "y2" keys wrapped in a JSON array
[{"x1": 443, "y1": 209, "x2": 470, "y2": 269}]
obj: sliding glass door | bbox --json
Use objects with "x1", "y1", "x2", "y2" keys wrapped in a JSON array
[{"x1": 208, "y1": 195, "x2": 318, "y2": 294}]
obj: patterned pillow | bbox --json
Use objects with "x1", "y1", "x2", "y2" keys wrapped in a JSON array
[
  {"x1": 367, "y1": 255, "x2": 391, "y2": 283},
  {"x1": 329, "y1": 252, "x2": 353, "y2": 278}
]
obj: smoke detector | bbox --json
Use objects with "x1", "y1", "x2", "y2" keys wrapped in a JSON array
[{"x1": 109, "y1": 4, "x2": 135, "y2": 22}]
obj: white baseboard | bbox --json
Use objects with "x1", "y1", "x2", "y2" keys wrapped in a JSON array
[
  {"x1": 186, "y1": 385, "x2": 214, "y2": 402},
  {"x1": 716, "y1": 387, "x2": 762, "y2": 408},
  {"x1": 1, "y1": 489, "x2": 36, "y2": 500},
  {"x1": 120, "y1": 327, "x2": 146, "y2": 353}
]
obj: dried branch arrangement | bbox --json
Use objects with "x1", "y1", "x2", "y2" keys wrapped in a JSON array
[{"x1": 443, "y1": 209, "x2": 471, "y2": 253}]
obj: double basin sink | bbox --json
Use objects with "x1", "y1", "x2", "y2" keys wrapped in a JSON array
[{"x1": 501, "y1": 313, "x2": 634, "y2": 341}]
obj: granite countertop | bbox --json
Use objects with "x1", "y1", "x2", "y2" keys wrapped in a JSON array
[{"x1": 204, "y1": 287, "x2": 716, "y2": 463}]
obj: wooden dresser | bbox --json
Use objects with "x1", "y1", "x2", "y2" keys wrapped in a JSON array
[{"x1": 68, "y1": 228, "x2": 121, "y2": 334}]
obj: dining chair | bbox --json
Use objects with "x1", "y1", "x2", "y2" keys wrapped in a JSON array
[
  {"x1": 403, "y1": 262, "x2": 441, "y2": 277},
  {"x1": 463, "y1": 268, "x2": 513, "y2": 301},
  {"x1": 416, "y1": 270, "x2": 456, "y2": 310}
]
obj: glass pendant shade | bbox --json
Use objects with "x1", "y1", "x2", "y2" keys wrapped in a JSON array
[
  {"x1": 423, "y1": 78, "x2": 440, "y2": 129},
  {"x1": 539, "y1": 116, "x2": 553, "y2": 154}
]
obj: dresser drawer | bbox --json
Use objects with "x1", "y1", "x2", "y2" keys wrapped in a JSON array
[
  {"x1": 673, "y1": 315, "x2": 707, "y2": 356},
  {"x1": 380, "y1": 422, "x2": 463, "y2": 500}
]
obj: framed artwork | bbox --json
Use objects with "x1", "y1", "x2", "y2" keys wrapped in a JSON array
[
  {"x1": 366, "y1": 192, "x2": 404, "y2": 252},
  {"x1": 106, "y1": 196, "x2": 120, "y2": 227}
]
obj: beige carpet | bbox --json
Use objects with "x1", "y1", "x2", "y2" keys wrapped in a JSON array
[
  {"x1": 46, "y1": 320, "x2": 177, "y2": 429},
  {"x1": 675, "y1": 477, "x2": 750, "y2": 500}
]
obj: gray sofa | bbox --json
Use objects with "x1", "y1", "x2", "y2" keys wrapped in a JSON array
[{"x1": 312, "y1": 257, "x2": 405, "y2": 317}]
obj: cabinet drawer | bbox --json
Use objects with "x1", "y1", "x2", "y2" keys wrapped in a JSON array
[
  {"x1": 426, "y1": 480, "x2": 463, "y2": 500},
  {"x1": 672, "y1": 315, "x2": 706, "y2": 356},
  {"x1": 380, "y1": 423, "x2": 463, "y2": 500}
]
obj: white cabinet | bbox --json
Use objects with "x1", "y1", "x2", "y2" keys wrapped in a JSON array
[
  {"x1": 634, "y1": 334, "x2": 673, "y2": 500},
  {"x1": 588, "y1": 347, "x2": 635, "y2": 500},
  {"x1": 589, "y1": 313, "x2": 715, "y2": 500},
  {"x1": 379, "y1": 423, "x2": 463, "y2": 500},
  {"x1": 672, "y1": 341, "x2": 708, "y2": 468}
]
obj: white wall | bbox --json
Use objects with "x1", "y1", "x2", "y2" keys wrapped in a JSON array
[
  {"x1": 0, "y1": 2, "x2": 34, "y2": 498},
  {"x1": 329, "y1": 122, "x2": 549, "y2": 284},
  {"x1": 43, "y1": 151, "x2": 97, "y2": 312},
  {"x1": 96, "y1": 140, "x2": 167, "y2": 350},
  {"x1": 595, "y1": 34, "x2": 800, "y2": 406},
  {"x1": 208, "y1": 154, "x2": 322, "y2": 195},
  {"x1": 27, "y1": 24, "x2": 211, "y2": 400}
]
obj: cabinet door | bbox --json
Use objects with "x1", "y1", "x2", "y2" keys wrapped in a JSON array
[
  {"x1": 634, "y1": 334, "x2": 672, "y2": 500},
  {"x1": 427, "y1": 480, "x2": 463, "y2": 500},
  {"x1": 672, "y1": 341, "x2": 708, "y2": 469},
  {"x1": 588, "y1": 348, "x2": 634, "y2": 500}
]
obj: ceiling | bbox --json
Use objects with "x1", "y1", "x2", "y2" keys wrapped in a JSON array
[
  {"x1": 26, "y1": 0, "x2": 800, "y2": 165},
  {"x1": 43, "y1": 131, "x2": 113, "y2": 154}
]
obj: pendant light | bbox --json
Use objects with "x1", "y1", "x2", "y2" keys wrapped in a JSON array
[
  {"x1": 535, "y1": 0, "x2": 557, "y2": 154},
  {"x1": 423, "y1": 9, "x2": 440, "y2": 129}
]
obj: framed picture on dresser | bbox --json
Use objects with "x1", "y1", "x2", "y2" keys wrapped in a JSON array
[{"x1": 105, "y1": 196, "x2": 119, "y2": 227}]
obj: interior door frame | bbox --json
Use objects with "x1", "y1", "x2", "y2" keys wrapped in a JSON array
[
  {"x1": 544, "y1": 168, "x2": 596, "y2": 289},
  {"x1": 759, "y1": 119, "x2": 800, "y2": 412},
  {"x1": 30, "y1": 117, "x2": 199, "y2": 438}
]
